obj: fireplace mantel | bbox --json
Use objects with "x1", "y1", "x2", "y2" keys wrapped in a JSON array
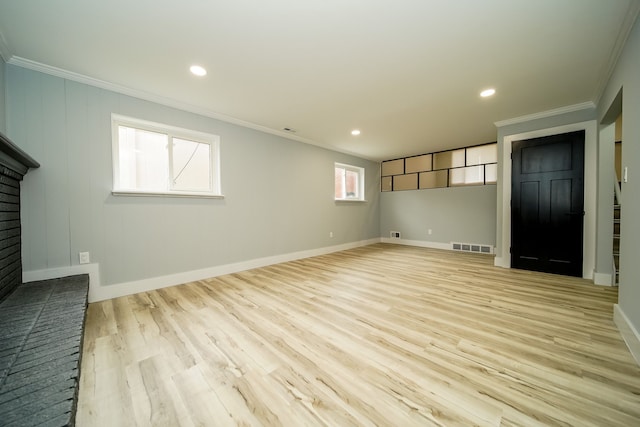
[{"x1": 0, "y1": 131, "x2": 40, "y2": 176}]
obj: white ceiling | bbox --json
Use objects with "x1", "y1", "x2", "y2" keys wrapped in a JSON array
[{"x1": 0, "y1": 0, "x2": 638, "y2": 161}]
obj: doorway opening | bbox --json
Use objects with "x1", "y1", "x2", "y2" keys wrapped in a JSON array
[
  {"x1": 497, "y1": 118, "x2": 597, "y2": 280},
  {"x1": 600, "y1": 88, "x2": 623, "y2": 286}
]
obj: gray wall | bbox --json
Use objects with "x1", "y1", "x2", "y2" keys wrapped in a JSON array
[
  {"x1": 5, "y1": 65, "x2": 380, "y2": 287},
  {"x1": 380, "y1": 185, "x2": 497, "y2": 246},
  {"x1": 598, "y1": 17, "x2": 640, "y2": 331},
  {"x1": 0, "y1": 55, "x2": 5, "y2": 133}
]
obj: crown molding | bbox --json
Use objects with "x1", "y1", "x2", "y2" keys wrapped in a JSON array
[
  {"x1": 493, "y1": 6, "x2": 639, "y2": 130},
  {"x1": 5, "y1": 56, "x2": 373, "y2": 160},
  {"x1": 593, "y1": 1, "x2": 640, "y2": 106},
  {"x1": 7, "y1": 56, "x2": 319, "y2": 143},
  {"x1": 494, "y1": 101, "x2": 596, "y2": 128}
]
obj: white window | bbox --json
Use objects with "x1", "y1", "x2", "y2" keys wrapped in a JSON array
[
  {"x1": 112, "y1": 114, "x2": 221, "y2": 197},
  {"x1": 335, "y1": 163, "x2": 365, "y2": 201}
]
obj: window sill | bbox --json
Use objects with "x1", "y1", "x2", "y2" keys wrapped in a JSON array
[
  {"x1": 112, "y1": 190, "x2": 224, "y2": 199},
  {"x1": 335, "y1": 199, "x2": 367, "y2": 203}
]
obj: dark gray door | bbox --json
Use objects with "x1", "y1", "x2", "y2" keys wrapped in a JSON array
[{"x1": 511, "y1": 130, "x2": 585, "y2": 277}]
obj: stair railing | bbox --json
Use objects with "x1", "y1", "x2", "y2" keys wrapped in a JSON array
[{"x1": 613, "y1": 170, "x2": 622, "y2": 285}]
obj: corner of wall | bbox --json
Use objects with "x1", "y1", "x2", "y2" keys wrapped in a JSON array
[
  {"x1": 0, "y1": 54, "x2": 6, "y2": 134},
  {"x1": 22, "y1": 263, "x2": 101, "y2": 302},
  {"x1": 614, "y1": 304, "x2": 640, "y2": 366}
]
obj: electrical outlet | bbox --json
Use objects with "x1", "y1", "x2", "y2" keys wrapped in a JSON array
[
  {"x1": 329, "y1": 231, "x2": 334, "y2": 238},
  {"x1": 428, "y1": 229, "x2": 432, "y2": 235},
  {"x1": 79, "y1": 252, "x2": 90, "y2": 264}
]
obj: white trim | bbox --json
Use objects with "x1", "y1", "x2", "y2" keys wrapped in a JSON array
[
  {"x1": 498, "y1": 120, "x2": 597, "y2": 280},
  {"x1": 494, "y1": 102, "x2": 595, "y2": 128},
  {"x1": 112, "y1": 113, "x2": 217, "y2": 142},
  {"x1": 112, "y1": 190, "x2": 225, "y2": 199},
  {"x1": 381, "y1": 238, "x2": 461, "y2": 252},
  {"x1": 111, "y1": 113, "x2": 221, "y2": 197},
  {"x1": 6, "y1": 56, "x2": 377, "y2": 161},
  {"x1": 613, "y1": 304, "x2": 640, "y2": 366},
  {"x1": 593, "y1": 272, "x2": 613, "y2": 286},
  {"x1": 29, "y1": 239, "x2": 379, "y2": 303},
  {"x1": 22, "y1": 263, "x2": 101, "y2": 303},
  {"x1": 593, "y1": 1, "x2": 640, "y2": 106},
  {"x1": 334, "y1": 162, "x2": 365, "y2": 201},
  {"x1": 493, "y1": 256, "x2": 508, "y2": 268}
]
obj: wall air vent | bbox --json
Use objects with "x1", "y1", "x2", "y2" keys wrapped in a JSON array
[{"x1": 451, "y1": 242, "x2": 493, "y2": 255}]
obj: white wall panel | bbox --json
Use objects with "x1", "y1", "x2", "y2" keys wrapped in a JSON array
[{"x1": 41, "y1": 74, "x2": 71, "y2": 268}]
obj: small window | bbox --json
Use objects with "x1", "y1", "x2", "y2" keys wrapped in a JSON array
[
  {"x1": 485, "y1": 163, "x2": 498, "y2": 183},
  {"x1": 433, "y1": 149, "x2": 465, "y2": 170},
  {"x1": 449, "y1": 165, "x2": 484, "y2": 186},
  {"x1": 466, "y1": 144, "x2": 497, "y2": 166},
  {"x1": 112, "y1": 114, "x2": 221, "y2": 197},
  {"x1": 335, "y1": 163, "x2": 365, "y2": 201},
  {"x1": 381, "y1": 159, "x2": 404, "y2": 176}
]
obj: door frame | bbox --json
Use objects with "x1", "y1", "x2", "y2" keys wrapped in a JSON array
[{"x1": 496, "y1": 120, "x2": 597, "y2": 280}]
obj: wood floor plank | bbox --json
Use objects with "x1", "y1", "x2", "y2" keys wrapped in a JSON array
[{"x1": 77, "y1": 243, "x2": 640, "y2": 426}]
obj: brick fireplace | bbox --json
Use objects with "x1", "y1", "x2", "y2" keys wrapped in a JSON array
[
  {"x1": 0, "y1": 131, "x2": 39, "y2": 302},
  {"x1": 0, "y1": 131, "x2": 90, "y2": 426}
]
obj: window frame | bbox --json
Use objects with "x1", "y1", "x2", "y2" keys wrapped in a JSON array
[
  {"x1": 111, "y1": 114, "x2": 222, "y2": 198},
  {"x1": 334, "y1": 162, "x2": 365, "y2": 202}
]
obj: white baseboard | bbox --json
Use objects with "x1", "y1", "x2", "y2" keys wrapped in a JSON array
[
  {"x1": 614, "y1": 304, "x2": 640, "y2": 366},
  {"x1": 381, "y1": 238, "x2": 499, "y2": 257},
  {"x1": 494, "y1": 259, "x2": 610, "y2": 285},
  {"x1": 380, "y1": 237, "x2": 452, "y2": 251},
  {"x1": 494, "y1": 256, "x2": 508, "y2": 268},
  {"x1": 593, "y1": 271, "x2": 614, "y2": 286},
  {"x1": 23, "y1": 263, "x2": 101, "y2": 301},
  {"x1": 23, "y1": 238, "x2": 380, "y2": 303}
]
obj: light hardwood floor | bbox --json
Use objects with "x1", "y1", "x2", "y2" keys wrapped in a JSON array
[{"x1": 77, "y1": 244, "x2": 640, "y2": 426}]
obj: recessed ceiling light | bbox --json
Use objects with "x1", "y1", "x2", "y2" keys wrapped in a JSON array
[
  {"x1": 190, "y1": 65, "x2": 207, "y2": 76},
  {"x1": 351, "y1": 129, "x2": 361, "y2": 136},
  {"x1": 480, "y1": 88, "x2": 496, "y2": 97}
]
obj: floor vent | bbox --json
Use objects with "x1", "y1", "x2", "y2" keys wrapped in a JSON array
[
  {"x1": 390, "y1": 231, "x2": 401, "y2": 239},
  {"x1": 452, "y1": 242, "x2": 493, "y2": 254}
]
